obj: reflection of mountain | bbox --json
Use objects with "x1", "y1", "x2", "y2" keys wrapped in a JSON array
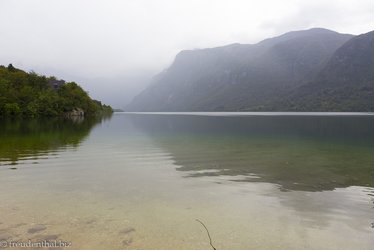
[
  {"x1": 0, "y1": 116, "x2": 111, "y2": 165},
  {"x1": 129, "y1": 114, "x2": 374, "y2": 191}
]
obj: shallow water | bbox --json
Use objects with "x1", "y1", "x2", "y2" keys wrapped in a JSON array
[{"x1": 0, "y1": 113, "x2": 373, "y2": 249}]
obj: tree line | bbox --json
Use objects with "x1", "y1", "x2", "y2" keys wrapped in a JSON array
[{"x1": 0, "y1": 64, "x2": 112, "y2": 117}]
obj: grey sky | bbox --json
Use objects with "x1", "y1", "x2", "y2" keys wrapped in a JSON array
[{"x1": 1, "y1": 0, "x2": 373, "y2": 107}]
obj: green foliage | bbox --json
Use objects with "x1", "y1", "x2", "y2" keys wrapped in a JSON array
[
  {"x1": 0, "y1": 64, "x2": 112, "y2": 117},
  {"x1": 3, "y1": 103, "x2": 21, "y2": 115}
]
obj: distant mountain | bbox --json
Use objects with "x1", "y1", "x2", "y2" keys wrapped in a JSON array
[
  {"x1": 276, "y1": 30, "x2": 374, "y2": 111},
  {"x1": 126, "y1": 28, "x2": 354, "y2": 111}
]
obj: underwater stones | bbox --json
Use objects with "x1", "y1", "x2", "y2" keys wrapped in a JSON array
[
  {"x1": 119, "y1": 227, "x2": 135, "y2": 247},
  {"x1": 122, "y1": 238, "x2": 133, "y2": 246}
]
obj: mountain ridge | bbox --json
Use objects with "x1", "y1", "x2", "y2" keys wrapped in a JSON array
[
  {"x1": 126, "y1": 28, "x2": 374, "y2": 112},
  {"x1": 274, "y1": 30, "x2": 374, "y2": 111}
]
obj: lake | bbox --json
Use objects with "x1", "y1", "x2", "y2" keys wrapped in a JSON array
[{"x1": 0, "y1": 113, "x2": 373, "y2": 249}]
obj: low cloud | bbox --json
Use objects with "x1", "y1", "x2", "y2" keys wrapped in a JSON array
[{"x1": 0, "y1": 0, "x2": 373, "y2": 107}]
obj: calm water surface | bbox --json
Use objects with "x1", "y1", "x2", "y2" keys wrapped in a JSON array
[{"x1": 0, "y1": 113, "x2": 373, "y2": 249}]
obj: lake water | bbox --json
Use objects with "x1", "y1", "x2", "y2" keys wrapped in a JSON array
[{"x1": 0, "y1": 113, "x2": 374, "y2": 249}]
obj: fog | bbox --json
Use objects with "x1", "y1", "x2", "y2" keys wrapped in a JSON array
[{"x1": 1, "y1": 0, "x2": 374, "y2": 108}]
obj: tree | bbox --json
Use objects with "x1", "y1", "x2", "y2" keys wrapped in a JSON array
[{"x1": 7, "y1": 64, "x2": 16, "y2": 72}]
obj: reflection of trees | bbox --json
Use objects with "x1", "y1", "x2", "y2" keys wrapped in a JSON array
[
  {"x1": 0, "y1": 115, "x2": 111, "y2": 165},
  {"x1": 130, "y1": 114, "x2": 374, "y2": 192}
]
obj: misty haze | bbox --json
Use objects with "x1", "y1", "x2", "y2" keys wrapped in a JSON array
[{"x1": 0, "y1": 1, "x2": 374, "y2": 250}]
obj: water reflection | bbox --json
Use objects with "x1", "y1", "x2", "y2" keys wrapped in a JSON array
[
  {"x1": 0, "y1": 115, "x2": 111, "y2": 166},
  {"x1": 128, "y1": 114, "x2": 374, "y2": 191},
  {"x1": 0, "y1": 113, "x2": 373, "y2": 249}
]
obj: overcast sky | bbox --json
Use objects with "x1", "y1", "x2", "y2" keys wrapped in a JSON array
[{"x1": 1, "y1": 0, "x2": 374, "y2": 107}]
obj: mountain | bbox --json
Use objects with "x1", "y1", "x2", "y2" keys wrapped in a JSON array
[
  {"x1": 276, "y1": 30, "x2": 374, "y2": 111},
  {"x1": 126, "y1": 28, "x2": 354, "y2": 111}
]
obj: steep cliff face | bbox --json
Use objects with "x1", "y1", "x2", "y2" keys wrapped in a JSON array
[
  {"x1": 126, "y1": 28, "x2": 353, "y2": 111},
  {"x1": 318, "y1": 30, "x2": 374, "y2": 84},
  {"x1": 278, "y1": 30, "x2": 374, "y2": 111}
]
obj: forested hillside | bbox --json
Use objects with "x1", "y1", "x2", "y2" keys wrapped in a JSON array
[{"x1": 0, "y1": 64, "x2": 112, "y2": 116}]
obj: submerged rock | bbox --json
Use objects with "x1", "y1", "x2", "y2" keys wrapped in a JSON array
[
  {"x1": 119, "y1": 227, "x2": 135, "y2": 235},
  {"x1": 35, "y1": 234, "x2": 59, "y2": 241},
  {"x1": 27, "y1": 224, "x2": 47, "y2": 234},
  {"x1": 122, "y1": 238, "x2": 133, "y2": 246},
  {"x1": 64, "y1": 108, "x2": 84, "y2": 117}
]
